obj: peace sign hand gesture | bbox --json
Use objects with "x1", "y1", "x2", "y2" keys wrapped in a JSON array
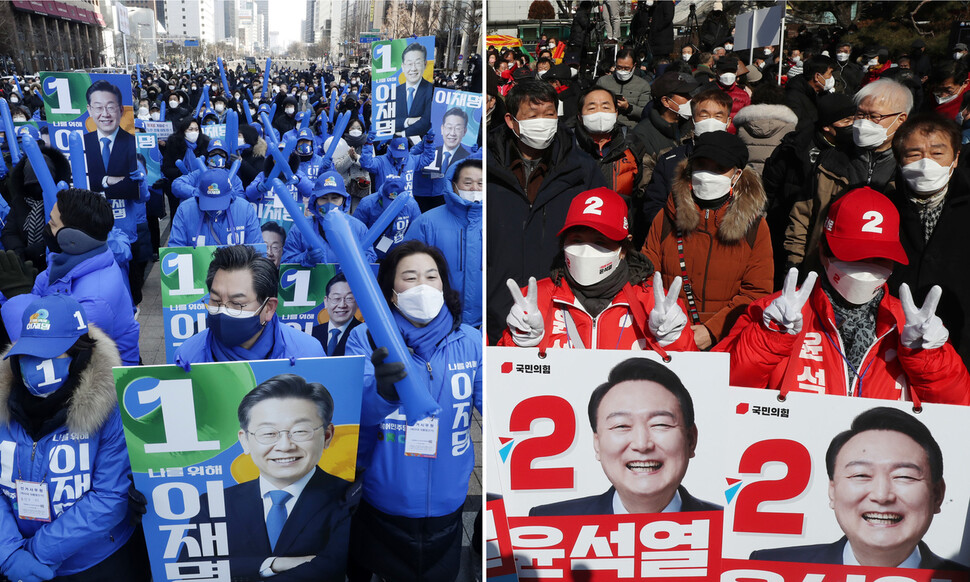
[
  {"x1": 506, "y1": 277, "x2": 544, "y2": 347},
  {"x1": 648, "y1": 272, "x2": 688, "y2": 346},
  {"x1": 899, "y1": 283, "x2": 949, "y2": 349},
  {"x1": 762, "y1": 268, "x2": 817, "y2": 335}
]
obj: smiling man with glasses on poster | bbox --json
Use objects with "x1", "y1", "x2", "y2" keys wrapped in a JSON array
[
  {"x1": 174, "y1": 245, "x2": 324, "y2": 365},
  {"x1": 83, "y1": 79, "x2": 138, "y2": 200}
]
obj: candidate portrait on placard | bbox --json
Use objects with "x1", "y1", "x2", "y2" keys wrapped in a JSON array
[
  {"x1": 529, "y1": 357, "x2": 722, "y2": 516},
  {"x1": 310, "y1": 272, "x2": 362, "y2": 357},
  {"x1": 394, "y1": 41, "x2": 434, "y2": 140},
  {"x1": 423, "y1": 107, "x2": 470, "y2": 179},
  {"x1": 750, "y1": 407, "x2": 968, "y2": 572},
  {"x1": 83, "y1": 79, "x2": 137, "y2": 198},
  {"x1": 189, "y1": 374, "x2": 355, "y2": 582}
]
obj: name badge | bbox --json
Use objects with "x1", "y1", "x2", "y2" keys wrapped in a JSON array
[
  {"x1": 405, "y1": 416, "x2": 438, "y2": 458},
  {"x1": 376, "y1": 235, "x2": 393, "y2": 254},
  {"x1": 16, "y1": 480, "x2": 51, "y2": 522}
]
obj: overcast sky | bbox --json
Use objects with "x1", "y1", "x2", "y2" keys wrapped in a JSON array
[{"x1": 268, "y1": 0, "x2": 308, "y2": 48}]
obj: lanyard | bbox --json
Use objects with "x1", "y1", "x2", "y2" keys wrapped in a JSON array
[{"x1": 675, "y1": 230, "x2": 702, "y2": 325}]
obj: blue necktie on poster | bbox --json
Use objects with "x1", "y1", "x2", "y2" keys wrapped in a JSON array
[
  {"x1": 441, "y1": 151, "x2": 451, "y2": 174},
  {"x1": 327, "y1": 328, "x2": 340, "y2": 355},
  {"x1": 266, "y1": 490, "x2": 291, "y2": 550},
  {"x1": 407, "y1": 87, "x2": 415, "y2": 112},
  {"x1": 100, "y1": 137, "x2": 111, "y2": 170}
]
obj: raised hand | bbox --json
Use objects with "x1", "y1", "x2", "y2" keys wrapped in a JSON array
[
  {"x1": 648, "y1": 272, "x2": 687, "y2": 347},
  {"x1": 506, "y1": 277, "x2": 543, "y2": 347},
  {"x1": 762, "y1": 267, "x2": 817, "y2": 335},
  {"x1": 899, "y1": 283, "x2": 949, "y2": 349}
]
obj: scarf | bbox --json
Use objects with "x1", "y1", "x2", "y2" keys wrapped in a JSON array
[
  {"x1": 48, "y1": 244, "x2": 107, "y2": 283},
  {"x1": 393, "y1": 306, "x2": 455, "y2": 362},
  {"x1": 565, "y1": 260, "x2": 630, "y2": 318},
  {"x1": 909, "y1": 187, "x2": 947, "y2": 244},
  {"x1": 207, "y1": 316, "x2": 280, "y2": 362},
  {"x1": 822, "y1": 278, "x2": 883, "y2": 388},
  {"x1": 24, "y1": 198, "x2": 44, "y2": 246}
]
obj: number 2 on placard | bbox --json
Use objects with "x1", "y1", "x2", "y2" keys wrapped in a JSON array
[
  {"x1": 508, "y1": 395, "x2": 576, "y2": 491},
  {"x1": 732, "y1": 439, "x2": 812, "y2": 535}
]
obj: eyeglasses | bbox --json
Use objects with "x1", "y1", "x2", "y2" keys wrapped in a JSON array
[
  {"x1": 854, "y1": 110, "x2": 902, "y2": 124},
  {"x1": 89, "y1": 104, "x2": 120, "y2": 115},
  {"x1": 205, "y1": 297, "x2": 268, "y2": 317},
  {"x1": 326, "y1": 294, "x2": 355, "y2": 305},
  {"x1": 248, "y1": 424, "x2": 325, "y2": 445}
]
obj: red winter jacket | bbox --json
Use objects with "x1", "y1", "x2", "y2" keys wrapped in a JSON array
[
  {"x1": 498, "y1": 274, "x2": 696, "y2": 352},
  {"x1": 719, "y1": 82, "x2": 751, "y2": 119},
  {"x1": 713, "y1": 284, "x2": 970, "y2": 406}
]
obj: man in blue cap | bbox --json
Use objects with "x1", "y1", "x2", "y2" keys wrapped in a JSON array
[
  {"x1": 360, "y1": 134, "x2": 413, "y2": 193},
  {"x1": 172, "y1": 139, "x2": 244, "y2": 200},
  {"x1": 282, "y1": 171, "x2": 376, "y2": 266},
  {"x1": 295, "y1": 128, "x2": 329, "y2": 180},
  {"x1": 168, "y1": 169, "x2": 262, "y2": 247}
]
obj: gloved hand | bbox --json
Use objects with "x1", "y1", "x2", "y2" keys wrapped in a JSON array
[
  {"x1": 1, "y1": 549, "x2": 55, "y2": 582},
  {"x1": 762, "y1": 268, "x2": 817, "y2": 335},
  {"x1": 366, "y1": 130, "x2": 376, "y2": 143},
  {"x1": 648, "y1": 272, "x2": 687, "y2": 347},
  {"x1": 371, "y1": 347, "x2": 404, "y2": 402},
  {"x1": 0, "y1": 250, "x2": 36, "y2": 298},
  {"x1": 256, "y1": 180, "x2": 268, "y2": 192},
  {"x1": 320, "y1": 158, "x2": 335, "y2": 172},
  {"x1": 307, "y1": 247, "x2": 326, "y2": 264},
  {"x1": 424, "y1": 130, "x2": 436, "y2": 145},
  {"x1": 151, "y1": 177, "x2": 168, "y2": 190},
  {"x1": 127, "y1": 474, "x2": 147, "y2": 526},
  {"x1": 900, "y1": 283, "x2": 949, "y2": 349},
  {"x1": 506, "y1": 277, "x2": 543, "y2": 347}
]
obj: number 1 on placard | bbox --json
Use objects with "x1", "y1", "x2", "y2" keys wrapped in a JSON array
[
  {"x1": 374, "y1": 44, "x2": 394, "y2": 73},
  {"x1": 283, "y1": 270, "x2": 315, "y2": 307},
  {"x1": 168, "y1": 253, "x2": 205, "y2": 296},
  {"x1": 48, "y1": 77, "x2": 81, "y2": 115},
  {"x1": 138, "y1": 379, "x2": 220, "y2": 453}
]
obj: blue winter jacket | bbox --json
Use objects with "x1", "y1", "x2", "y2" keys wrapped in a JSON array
[
  {"x1": 405, "y1": 158, "x2": 482, "y2": 327},
  {"x1": 244, "y1": 170, "x2": 313, "y2": 204},
  {"x1": 174, "y1": 318, "x2": 324, "y2": 365},
  {"x1": 28, "y1": 249, "x2": 140, "y2": 365},
  {"x1": 0, "y1": 326, "x2": 133, "y2": 576},
  {"x1": 352, "y1": 176, "x2": 422, "y2": 260},
  {"x1": 281, "y1": 186, "x2": 377, "y2": 266},
  {"x1": 172, "y1": 168, "x2": 245, "y2": 200},
  {"x1": 344, "y1": 309, "x2": 482, "y2": 518},
  {"x1": 358, "y1": 145, "x2": 408, "y2": 192},
  {"x1": 168, "y1": 197, "x2": 262, "y2": 247}
]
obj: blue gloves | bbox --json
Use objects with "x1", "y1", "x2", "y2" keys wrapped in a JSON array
[
  {"x1": 308, "y1": 247, "x2": 326, "y2": 264},
  {"x1": 2, "y1": 549, "x2": 55, "y2": 582},
  {"x1": 366, "y1": 130, "x2": 376, "y2": 144}
]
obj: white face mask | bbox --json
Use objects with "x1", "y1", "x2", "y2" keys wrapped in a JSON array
[
  {"x1": 852, "y1": 117, "x2": 896, "y2": 149},
  {"x1": 12, "y1": 117, "x2": 25, "y2": 123},
  {"x1": 238, "y1": 136, "x2": 247, "y2": 147},
  {"x1": 724, "y1": 44, "x2": 733, "y2": 51},
  {"x1": 169, "y1": 100, "x2": 179, "y2": 108},
  {"x1": 570, "y1": 67, "x2": 579, "y2": 78},
  {"x1": 564, "y1": 243, "x2": 622, "y2": 286},
  {"x1": 901, "y1": 158, "x2": 954, "y2": 194},
  {"x1": 824, "y1": 74, "x2": 835, "y2": 92},
  {"x1": 150, "y1": 112, "x2": 160, "y2": 121},
  {"x1": 348, "y1": 129, "x2": 363, "y2": 137},
  {"x1": 691, "y1": 169, "x2": 737, "y2": 200},
  {"x1": 646, "y1": 0, "x2": 654, "y2": 5},
  {"x1": 138, "y1": 106, "x2": 149, "y2": 117},
  {"x1": 457, "y1": 189, "x2": 482, "y2": 202},
  {"x1": 719, "y1": 72, "x2": 737, "y2": 86},
  {"x1": 614, "y1": 69, "x2": 633, "y2": 82},
  {"x1": 682, "y1": 53, "x2": 692, "y2": 61},
  {"x1": 956, "y1": 52, "x2": 966, "y2": 60},
  {"x1": 666, "y1": 98, "x2": 691, "y2": 120},
  {"x1": 868, "y1": 58, "x2": 880, "y2": 68},
  {"x1": 935, "y1": 91, "x2": 961, "y2": 105},
  {"x1": 285, "y1": 106, "x2": 295, "y2": 115},
  {"x1": 394, "y1": 284, "x2": 444, "y2": 325},
  {"x1": 764, "y1": 49, "x2": 772, "y2": 56},
  {"x1": 693, "y1": 117, "x2": 728, "y2": 135},
  {"x1": 536, "y1": 69, "x2": 546, "y2": 79},
  {"x1": 185, "y1": 130, "x2": 199, "y2": 143},
  {"x1": 825, "y1": 259, "x2": 892, "y2": 305},
  {"x1": 792, "y1": 55, "x2": 802, "y2": 64},
  {"x1": 582, "y1": 111, "x2": 617, "y2": 133},
  {"x1": 548, "y1": 43, "x2": 556, "y2": 49},
  {"x1": 836, "y1": 52, "x2": 850, "y2": 63},
  {"x1": 214, "y1": 103, "x2": 225, "y2": 112},
  {"x1": 514, "y1": 116, "x2": 557, "y2": 149}
]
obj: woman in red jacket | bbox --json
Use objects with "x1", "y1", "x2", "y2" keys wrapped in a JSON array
[
  {"x1": 714, "y1": 188, "x2": 970, "y2": 406},
  {"x1": 500, "y1": 187, "x2": 694, "y2": 353}
]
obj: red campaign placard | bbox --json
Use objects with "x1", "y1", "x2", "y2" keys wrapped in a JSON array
[
  {"x1": 486, "y1": 497, "x2": 520, "y2": 581},
  {"x1": 720, "y1": 558, "x2": 970, "y2": 582},
  {"x1": 506, "y1": 511, "x2": 722, "y2": 581}
]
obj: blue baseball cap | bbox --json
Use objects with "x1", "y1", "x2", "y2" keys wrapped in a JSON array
[
  {"x1": 198, "y1": 169, "x2": 232, "y2": 212},
  {"x1": 208, "y1": 139, "x2": 227, "y2": 156},
  {"x1": 313, "y1": 170, "x2": 346, "y2": 197},
  {"x1": 389, "y1": 137, "x2": 409, "y2": 159},
  {"x1": 297, "y1": 128, "x2": 314, "y2": 141},
  {"x1": 7, "y1": 295, "x2": 88, "y2": 359}
]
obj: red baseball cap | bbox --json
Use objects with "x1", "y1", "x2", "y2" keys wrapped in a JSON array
[
  {"x1": 557, "y1": 187, "x2": 629, "y2": 241},
  {"x1": 823, "y1": 187, "x2": 909, "y2": 265}
]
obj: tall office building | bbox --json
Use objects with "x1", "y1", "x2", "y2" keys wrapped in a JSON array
[{"x1": 164, "y1": 0, "x2": 215, "y2": 43}]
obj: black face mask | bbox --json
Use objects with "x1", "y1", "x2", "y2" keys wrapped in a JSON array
[
  {"x1": 43, "y1": 224, "x2": 61, "y2": 253},
  {"x1": 834, "y1": 124, "x2": 854, "y2": 148}
]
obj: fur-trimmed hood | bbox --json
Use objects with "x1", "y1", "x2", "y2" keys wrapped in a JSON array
[
  {"x1": 669, "y1": 159, "x2": 766, "y2": 243},
  {"x1": 732, "y1": 104, "x2": 798, "y2": 139},
  {"x1": 0, "y1": 324, "x2": 122, "y2": 435}
]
